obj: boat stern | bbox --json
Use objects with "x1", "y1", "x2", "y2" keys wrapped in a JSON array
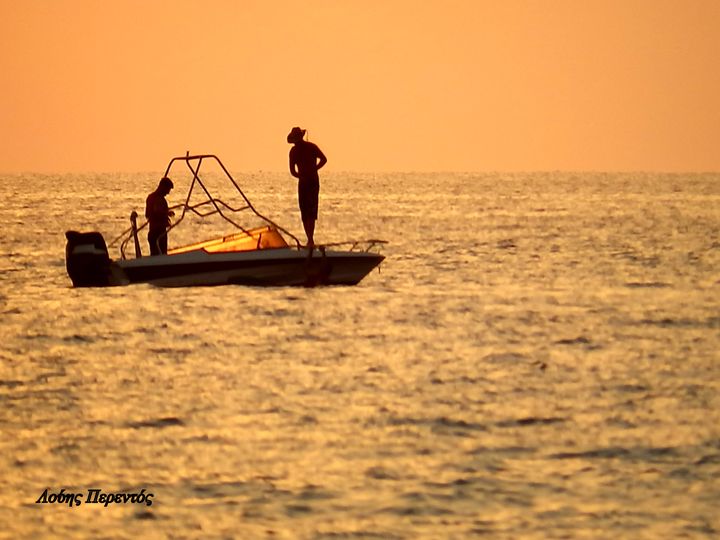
[{"x1": 65, "y1": 231, "x2": 127, "y2": 287}]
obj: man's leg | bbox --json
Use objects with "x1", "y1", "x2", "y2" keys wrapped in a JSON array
[
  {"x1": 159, "y1": 233, "x2": 168, "y2": 255},
  {"x1": 148, "y1": 230, "x2": 160, "y2": 256},
  {"x1": 302, "y1": 218, "x2": 315, "y2": 247}
]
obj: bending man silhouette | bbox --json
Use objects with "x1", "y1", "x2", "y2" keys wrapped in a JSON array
[
  {"x1": 287, "y1": 127, "x2": 327, "y2": 247},
  {"x1": 145, "y1": 177, "x2": 175, "y2": 255}
]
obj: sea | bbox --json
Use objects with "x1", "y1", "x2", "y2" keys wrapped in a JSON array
[{"x1": 0, "y1": 170, "x2": 718, "y2": 539}]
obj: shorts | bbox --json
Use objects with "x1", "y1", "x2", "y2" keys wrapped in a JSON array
[
  {"x1": 298, "y1": 177, "x2": 319, "y2": 221},
  {"x1": 148, "y1": 228, "x2": 168, "y2": 256}
]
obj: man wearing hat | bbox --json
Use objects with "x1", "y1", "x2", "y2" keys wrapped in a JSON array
[
  {"x1": 287, "y1": 126, "x2": 327, "y2": 248},
  {"x1": 145, "y1": 176, "x2": 175, "y2": 255}
]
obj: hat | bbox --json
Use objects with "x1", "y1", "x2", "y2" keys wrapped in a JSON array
[{"x1": 287, "y1": 126, "x2": 306, "y2": 144}]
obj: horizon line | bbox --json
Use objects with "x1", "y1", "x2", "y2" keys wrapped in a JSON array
[{"x1": 2, "y1": 168, "x2": 720, "y2": 176}]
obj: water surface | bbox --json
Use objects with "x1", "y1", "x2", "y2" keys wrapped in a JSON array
[{"x1": 1, "y1": 171, "x2": 719, "y2": 538}]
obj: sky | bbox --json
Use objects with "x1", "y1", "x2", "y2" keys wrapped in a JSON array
[{"x1": 1, "y1": 0, "x2": 719, "y2": 173}]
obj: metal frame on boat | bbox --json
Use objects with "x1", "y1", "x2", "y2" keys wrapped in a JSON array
[{"x1": 65, "y1": 154, "x2": 386, "y2": 287}]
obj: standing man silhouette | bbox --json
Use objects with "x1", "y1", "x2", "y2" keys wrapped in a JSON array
[
  {"x1": 287, "y1": 127, "x2": 327, "y2": 248},
  {"x1": 145, "y1": 177, "x2": 175, "y2": 255}
]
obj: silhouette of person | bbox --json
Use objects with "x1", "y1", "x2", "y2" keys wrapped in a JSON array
[
  {"x1": 145, "y1": 177, "x2": 175, "y2": 255},
  {"x1": 287, "y1": 127, "x2": 327, "y2": 247}
]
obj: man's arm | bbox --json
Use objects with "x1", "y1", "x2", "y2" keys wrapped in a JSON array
[
  {"x1": 289, "y1": 152, "x2": 299, "y2": 178},
  {"x1": 316, "y1": 147, "x2": 327, "y2": 171},
  {"x1": 149, "y1": 197, "x2": 172, "y2": 223},
  {"x1": 145, "y1": 194, "x2": 161, "y2": 221}
]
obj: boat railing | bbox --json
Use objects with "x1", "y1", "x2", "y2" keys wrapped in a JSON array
[
  {"x1": 109, "y1": 199, "x2": 257, "y2": 259},
  {"x1": 316, "y1": 239, "x2": 388, "y2": 253}
]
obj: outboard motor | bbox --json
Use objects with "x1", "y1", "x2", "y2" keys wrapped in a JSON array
[{"x1": 65, "y1": 231, "x2": 114, "y2": 287}]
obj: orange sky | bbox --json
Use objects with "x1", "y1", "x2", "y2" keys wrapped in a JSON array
[{"x1": 1, "y1": 0, "x2": 719, "y2": 172}]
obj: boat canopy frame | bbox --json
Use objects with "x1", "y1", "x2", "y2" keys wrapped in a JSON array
[{"x1": 110, "y1": 153, "x2": 302, "y2": 259}]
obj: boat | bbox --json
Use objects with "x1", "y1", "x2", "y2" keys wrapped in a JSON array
[{"x1": 65, "y1": 154, "x2": 386, "y2": 287}]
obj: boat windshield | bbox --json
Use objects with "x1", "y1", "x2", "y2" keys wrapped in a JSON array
[{"x1": 168, "y1": 226, "x2": 288, "y2": 255}]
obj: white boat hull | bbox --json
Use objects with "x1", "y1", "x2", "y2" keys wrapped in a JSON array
[{"x1": 116, "y1": 247, "x2": 384, "y2": 287}]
